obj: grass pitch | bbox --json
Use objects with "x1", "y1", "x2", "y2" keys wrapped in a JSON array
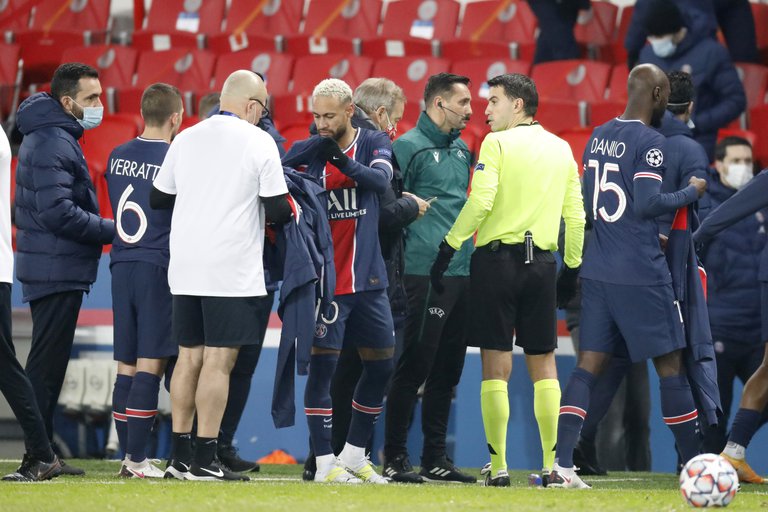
[{"x1": 0, "y1": 460, "x2": 766, "y2": 511}]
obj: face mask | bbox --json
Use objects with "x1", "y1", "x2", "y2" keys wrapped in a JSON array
[
  {"x1": 649, "y1": 37, "x2": 677, "y2": 58},
  {"x1": 71, "y1": 99, "x2": 103, "y2": 130},
  {"x1": 724, "y1": 163, "x2": 753, "y2": 190},
  {"x1": 383, "y1": 110, "x2": 397, "y2": 141}
]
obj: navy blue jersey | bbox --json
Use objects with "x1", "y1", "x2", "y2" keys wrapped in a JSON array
[
  {"x1": 105, "y1": 137, "x2": 172, "y2": 268},
  {"x1": 283, "y1": 128, "x2": 393, "y2": 295},
  {"x1": 581, "y1": 118, "x2": 676, "y2": 285}
]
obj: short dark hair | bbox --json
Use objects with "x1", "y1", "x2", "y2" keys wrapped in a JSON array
[
  {"x1": 198, "y1": 92, "x2": 221, "y2": 120},
  {"x1": 644, "y1": 0, "x2": 684, "y2": 36},
  {"x1": 666, "y1": 71, "x2": 694, "y2": 116},
  {"x1": 50, "y1": 62, "x2": 99, "y2": 101},
  {"x1": 423, "y1": 73, "x2": 470, "y2": 105},
  {"x1": 487, "y1": 73, "x2": 538, "y2": 117},
  {"x1": 141, "y1": 83, "x2": 183, "y2": 127},
  {"x1": 715, "y1": 136, "x2": 752, "y2": 162}
]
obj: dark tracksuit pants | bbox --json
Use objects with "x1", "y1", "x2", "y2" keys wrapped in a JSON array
[
  {"x1": 384, "y1": 275, "x2": 469, "y2": 464},
  {"x1": 25, "y1": 290, "x2": 83, "y2": 443},
  {"x1": 0, "y1": 283, "x2": 52, "y2": 460},
  {"x1": 218, "y1": 292, "x2": 274, "y2": 447}
]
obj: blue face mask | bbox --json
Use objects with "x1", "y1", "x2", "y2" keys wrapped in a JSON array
[
  {"x1": 649, "y1": 36, "x2": 677, "y2": 58},
  {"x1": 71, "y1": 99, "x2": 104, "y2": 130}
]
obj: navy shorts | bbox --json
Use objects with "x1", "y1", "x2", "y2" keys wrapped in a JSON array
[
  {"x1": 579, "y1": 278, "x2": 685, "y2": 363},
  {"x1": 111, "y1": 261, "x2": 176, "y2": 362},
  {"x1": 313, "y1": 289, "x2": 395, "y2": 350},
  {"x1": 173, "y1": 295, "x2": 265, "y2": 348}
]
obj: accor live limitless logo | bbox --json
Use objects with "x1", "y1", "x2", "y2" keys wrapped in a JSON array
[{"x1": 328, "y1": 187, "x2": 366, "y2": 220}]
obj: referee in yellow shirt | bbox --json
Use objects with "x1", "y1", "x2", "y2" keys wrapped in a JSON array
[{"x1": 430, "y1": 73, "x2": 585, "y2": 487}]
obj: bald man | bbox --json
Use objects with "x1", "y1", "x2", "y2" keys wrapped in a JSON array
[
  {"x1": 151, "y1": 70, "x2": 291, "y2": 481},
  {"x1": 548, "y1": 64, "x2": 707, "y2": 489}
]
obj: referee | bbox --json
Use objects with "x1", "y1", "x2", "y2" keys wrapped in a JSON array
[{"x1": 430, "y1": 73, "x2": 585, "y2": 487}]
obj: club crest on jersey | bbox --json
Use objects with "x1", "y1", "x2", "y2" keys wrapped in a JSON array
[
  {"x1": 645, "y1": 148, "x2": 664, "y2": 167},
  {"x1": 327, "y1": 187, "x2": 367, "y2": 220},
  {"x1": 373, "y1": 148, "x2": 392, "y2": 158},
  {"x1": 433, "y1": 151, "x2": 440, "y2": 163},
  {"x1": 314, "y1": 323, "x2": 328, "y2": 339}
]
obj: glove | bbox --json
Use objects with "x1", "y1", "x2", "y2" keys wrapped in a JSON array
[
  {"x1": 556, "y1": 265, "x2": 580, "y2": 309},
  {"x1": 318, "y1": 136, "x2": 349, "y2": 168},
  {"x1": 429, "y1": 240, "x2": 456, "y2": 295}
]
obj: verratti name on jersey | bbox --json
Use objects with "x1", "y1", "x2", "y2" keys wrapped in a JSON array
[{"x1": 109, "y1": 157, "x2": 162, "y2": 181}]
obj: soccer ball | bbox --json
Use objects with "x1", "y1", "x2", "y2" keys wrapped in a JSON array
[{"x1": 679, "y1": 454, "x2": 739, "y2": 508}]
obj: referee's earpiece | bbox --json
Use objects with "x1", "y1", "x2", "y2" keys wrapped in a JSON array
[{"x1": 438, "y1": 101, "x2": 443, "y2": 108}]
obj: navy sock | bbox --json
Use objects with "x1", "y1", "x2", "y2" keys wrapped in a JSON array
[
  {"x1": 171, "y1": 432, "x2": 193, "y2": 463},
  {"x1": 125, "y1": 372, "x2": 160, "y2": 462},
  {"x1": 304, "y1": 353, "x2": 338, "y2": 457},
  {"x1": 195, "y1": 437, "x2": 218, "y2": 466},
  {"x1": 347, "y1": 357, "x2": 393, "y2": 448},
  {"x1": 729, "y1": 408, "x2": 762, "y2": 448},
  {"x1": 660, "y1": 374, "x2": 700, "y2": 463},
  {"x1": 580, "y1": 357, "x2": 630, "y2": 442},
  {"x1": 555, "y1": 367, "x2": 596, "y2": 468},
  {"x1": 112, "y1": 374, "x2": 132, "y2": 456}
]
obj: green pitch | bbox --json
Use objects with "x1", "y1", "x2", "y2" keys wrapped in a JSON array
[{"x1": 0, "y1": 460, "x2": 765, "y2": 511}]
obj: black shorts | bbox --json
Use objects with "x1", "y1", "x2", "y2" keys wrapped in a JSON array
[
  {"x1": 172, "y1": 295, "x2": 265, "y2": 348},
  {"x1": 468, "y1": 242, "x2": 557, "y2": 353}
]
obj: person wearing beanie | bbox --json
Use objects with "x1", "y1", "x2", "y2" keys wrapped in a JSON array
[{"x1": 637, "y1": 0, "x2": 745, "y2": 162}]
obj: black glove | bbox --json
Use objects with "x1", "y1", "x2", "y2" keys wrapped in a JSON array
[
  {"x1": 430, "y1": 240, "x2": 456, "y2": 295},
  {"x1": 318, "y1": 136, "x2": 349, "y2": 168},
  {"x1": 556, "y1": 265, "x2": 580, "y2": 309}
]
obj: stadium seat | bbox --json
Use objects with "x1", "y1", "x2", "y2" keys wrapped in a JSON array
[
  {"x1": 81, "y1": 359, "x2": 114, "y2": 416},
  {"x1": 574, "y1": 0, "x2": 619, "y2": 62},
  {"x1": 0, "y1": 43, "x2": 21, "y2": 122},
  {"x1": 0, "y1": 0, "x2": 31, "y2": 35},
  {"x1": 270, "y1": 94, "x2": 313, "y2": 131},
  {"x1": 212, "y1": 51, "x2": 293, "y2": 93},
  {"x1": 59, "y1": 359, "x2": 87, "y2": 416},
  {"x1": 207, "y1": 0, "x2": 302, "y2": 53},
  {"x1": 559, "y1": 128, "x2": 594, "y2": 172},
  {"x1": 531, "y1": 59, "x2": 611, "y2": 103},
  {"x1": 535, "y1": 99, "x2": 584, "y2": 134},
  {"x1": 716, "y1": 127, "x2": 757, "y2": 148},
  {"x1": 734, "y1": 62, "x2": 768, "y2": 111},
  {"x1": 290, "y1": 54, "x2": 373, "y2": 95},
  {"x1": 131, "y1": 0, "x2": 227, "y2": 51},
  {"x1": 611, "y1": 4, "x2": 633, "y2": 65},
  {"x1": 115, "y1": 49, "x2": 216, "y2": 115},
  {"x1": 28, "y1": 0, "x2": 111, "y2": 44},
  {"x1": 372, "y1": 57, "x2": 450, "y2": 110},
  {"x1": 590, "y1": 64, "x2": 627, "y2": 126},
  {"x1": 61, "y1": 45, "x2": 138, "y2": 113},
  {"x1": 362, "y1": 0, "x2": 459, "y2": 58},
  {"x1": 747, "y1": 104, "x2": 768, "y2": 166},
  {"x1": 81, "y1": 114, "x2": 141, "y2": 219},
  {"x1": 450, "y1": 58, "x2": 530, "y2": 100},
  {"x1": 15, "y1": 30, "x2": 87, "y2": 87},
  {"x1": 751, "y1": 3, "x2": 768, "y2": 64},
  {"x1": 281, "y1": 123, "x2": 312, "y2": 152},
  {"x1": 465, "y1": 99, "x2": 490, "y2": 135},
  {"x1": 451, "y1": 0, "x2": 537, "y2": 61},
  {"x1": 284, "y1": 0, "x2": 381, "y2": 56}
]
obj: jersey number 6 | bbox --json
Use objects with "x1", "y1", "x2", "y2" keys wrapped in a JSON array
[
  {"x1": 588, "y1": 159, "x2": 626, "y2": 223},
  {"x1": 116, "y1": 184, "x2": 148, "y2": 244}
]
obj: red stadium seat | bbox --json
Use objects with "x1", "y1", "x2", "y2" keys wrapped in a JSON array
[
  {"x1": 290, "y1": 55, "x2": 373, "y2": 95},
  {"x1": 0, "y1": 43, "x2": 21, "y2": 122},
  {"x1": 212, "y1": 51, "x2": 293, "y2": 93},
  {"x1": 451, "y1": 58, "x2": 531, "y2": 100},
  {"x1": 61, "y1": 45, "x2": 138, "y2": 113},
  {"x1": 29, "y1": 0, "x2": 111, "y2": 43},
  {"x1": 559, "y1": 128, "x2": 594, "y2": 172},
  {"x1": 372, "y1": 57, "x2": 450, "y2": 109},
  {"x1": 535, "y1": 99, "x2": 583, "y2": 134},
  {"x1": 15, "y1": 30, "x2": 87, "y2": 87},
  {"x1": 452, "y1": 0, "x2": 537, "y2": 61},
  {"x1": 589, "y1": 100, "x2": 623, "y2": 126},
  {"x1": 270, "y1": 94, "x2": 313, "y2": 131},
  {"x1": 362, "y1": 0, "x2": 459, "y2": 57},
  {"x1": 280, "y1": 123, "x2": 312, "y2": 153},
  {"x1": 220, "y1": 0, "x2": 301, "y2": 39},
  {"x1": 574, "y1": 0, "x2": 619, "y2": 62},
  {"x1": 80, "y1": 115, "x2": 142, "y2": 220},
  {"x1": 132, "y1": 0, "x2": 227, "y2": 51},
  {"x1": 611, "y1": 5, "x2": 633, "y2": 66},
  {"x1": 751, "y1": 3, "x2": 768, "y2": 64},
  {"x1": 284, "y1": 0, "x2": 381, "y2": 56},
  {"x1": 531, "y1": 59, "x2": 611, "y2": 104},
  {"x1": 716, "y1": 127, "x2": 757, "y2": 148},
  {"x1": 115, "y1": 49, "x2": 216, "y2": 114},
  {"x1": 0, "y1": 0, "x2": 31, "y2": 33},
  {"x1": 747, "y1": 104, "x2": 768, "y2": 166},
  {"x1": 589, "y1": 64, "x2": 627, "y2": 126},
  {"x1": 734, "y1": 62, "x2": 768, "y2": 110},
  {"x1": 465, "y1": 99, "x2": 490, "y2": 135}
]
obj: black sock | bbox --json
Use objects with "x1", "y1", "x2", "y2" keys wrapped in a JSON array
[
  {"x1": 172, "y1": 432, "x2": 193, "y2": 463},
  {"x1": 195, "y1": 437, "x2": 218, "y2": 467}
]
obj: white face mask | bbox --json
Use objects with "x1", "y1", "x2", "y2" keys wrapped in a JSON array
[
  {"x1": 724, "y1": 163, "x2": 753, "y2": 190},
  {"x1": 70, "y1": 99, "x2": 104, "y2": 130},
  {"x1": 649, "y1": 37, "x2": 677, "y2": 58}
]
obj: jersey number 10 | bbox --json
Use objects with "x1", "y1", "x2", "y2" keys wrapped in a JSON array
[{"x1": 588, "y1": 159, "x2": 626, "y2": 223}]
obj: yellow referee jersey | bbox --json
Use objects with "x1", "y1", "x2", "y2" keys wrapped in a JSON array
[{"x1": 445, "y1": 123, "x2": 585, "y2": 268}]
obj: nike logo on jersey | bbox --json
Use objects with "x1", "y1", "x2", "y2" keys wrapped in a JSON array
[{"x1": 200, "y1": 467, "x2": 224, "y2": 478}]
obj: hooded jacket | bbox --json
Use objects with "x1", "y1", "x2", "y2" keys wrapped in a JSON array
[{"x1": 14, "y1": 93, "x2": 115, "y2": 302}]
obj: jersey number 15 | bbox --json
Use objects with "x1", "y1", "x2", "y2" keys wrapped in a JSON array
[{"x1": 588, "y1": 159, "x2": 626, "y2": 223}]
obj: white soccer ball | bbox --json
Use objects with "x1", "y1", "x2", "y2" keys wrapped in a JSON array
[{"x1": 679, "y1": 453, "x2": 739, "y2": 508}]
